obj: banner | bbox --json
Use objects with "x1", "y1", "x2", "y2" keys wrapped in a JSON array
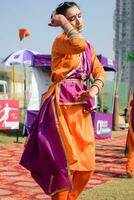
[
  {"x1": 91, "y1": 112, "x2": 112, "y2": 139},
  {"x1": 0, "y1": 100, "x2": 19, "y2": 130}
]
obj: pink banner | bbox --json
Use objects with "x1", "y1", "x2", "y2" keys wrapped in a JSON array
[{"x1": 0, "y1": 100, "x2": 19, "y2": 130}]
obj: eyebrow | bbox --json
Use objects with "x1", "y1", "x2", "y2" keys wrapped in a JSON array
[{"x1": 67, "y1": 12, "x2": 81, "y2": 20}]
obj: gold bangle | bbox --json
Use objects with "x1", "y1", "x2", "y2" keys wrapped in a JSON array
[
  {"x1": 69, "y1": 33, "x2": 81, "y2": 40},
  {"x1": 95, "y1": 78, "x2": 104, "y2": 82},
  {"x1": 67, "y1": 28, "x2": 75, "y2": 37},
  {"x1": 94, "y1": 78, "x2": 104, "y2": 87},
  {"x1": 95, "y1": 81, "x2": 103, "y2": 88}
]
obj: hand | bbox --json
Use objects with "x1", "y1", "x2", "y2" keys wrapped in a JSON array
[
  {"x1": 48, "y1": 14, "x2": 68, "y2": 27},
  {"x1": 76, "y1": 90, "x2": 96, "y2": 101}
]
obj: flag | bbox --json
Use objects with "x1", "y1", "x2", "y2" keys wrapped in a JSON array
[
  {"x1": 125, "y1": 52, "x2": 134, "y2": 61},
  {"x1": 19, "y1": 28, "x2": 31, "y2": 41}
]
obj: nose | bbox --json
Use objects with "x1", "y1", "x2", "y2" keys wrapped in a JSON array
[{"x1": 76, "y1": 16, "x2": 81, "y2": 24}]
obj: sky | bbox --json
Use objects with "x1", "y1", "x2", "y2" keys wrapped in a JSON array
[{"x1": 0, "y1": 0, "x2": 116, "y2": 60}]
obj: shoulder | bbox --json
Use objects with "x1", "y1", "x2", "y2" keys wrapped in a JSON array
[
  {"x1": 52, "y1": 33, "x2": 68, "y2": 49},
  {"x1": 85, "y1": 40, "x2": 96, "y2": 54},
  {"x1": 54, "y1": 33, "x2": 68, "y2": 43}
]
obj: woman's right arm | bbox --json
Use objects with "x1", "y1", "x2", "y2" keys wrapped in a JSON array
[
  {"x1": 49, "y1": 14, "x2": 87, "y2": 54},
  {"x1": 52, "y1": 35, "x2": 87, "y2": 54}
]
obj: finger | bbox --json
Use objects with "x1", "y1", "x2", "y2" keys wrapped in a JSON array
[
  {"x1": 48, "y1": 23, "x2": 53, "y2": 26},
  {"x1": 48, "y1": 23, "x2": 58, "y2": 27}
]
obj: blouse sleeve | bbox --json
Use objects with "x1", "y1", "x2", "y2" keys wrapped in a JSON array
[{"x1": 52, "y1": 34, "x2": 87, "y2": 55}]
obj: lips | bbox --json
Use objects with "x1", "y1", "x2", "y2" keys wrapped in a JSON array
[
  {"x1": 77, "y1": 26, "x2": 83, "y2": 32},
  {"x1": 77, "y1": 25, "x2": 82, "y2": 29}
]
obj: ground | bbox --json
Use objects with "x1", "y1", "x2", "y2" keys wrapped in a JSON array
[{"x1": 0, "y1": 134, "x2": 128, "y2": 200}]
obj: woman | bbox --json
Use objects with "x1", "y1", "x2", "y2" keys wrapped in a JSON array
[
  {"x1": 20, "y1": 2, "x2": 106, "y2": 199},
  {"x1": 125, "y1": 95, "x2": 134, "y2": 178}
]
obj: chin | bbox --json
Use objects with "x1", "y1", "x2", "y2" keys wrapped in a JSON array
[
  {"x1": 77, "y1": 26, "x2": 84, "y2": 32},
  {"x1": 78, "y1": 28, "x2": 84, "y2": 33}
]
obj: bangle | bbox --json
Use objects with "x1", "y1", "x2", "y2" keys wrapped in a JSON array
[
  {"x1": 67, "y1": 28, "x2": 75, "y2": 36},
  {"x1": 94, "y1": 78, "x2": 104, "y2": 87},
  {"x1": 69, "y1": 33, "x2": 81, "y2": 40},
  {"x1": 95, "y1": 78, "x2": 104, "y2": 82},
  {"x1": 95, "y1": 81, "x2": 104, "y2": 88}
]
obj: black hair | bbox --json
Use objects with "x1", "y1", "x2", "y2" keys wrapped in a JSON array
[{"x1": 55, "y1": 1, "x2": 80, "y2": 16}]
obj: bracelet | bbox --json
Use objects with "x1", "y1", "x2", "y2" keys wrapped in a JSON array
[
  {"x1": 67, "y1": 28, "x2": 75, "y2": 37},
  {"x1": 69, "y1": 33, "x2": 81, "y2": 40},
  {"x1": 95, "y1": 80, "x2": 104, "y2": 88},
  {"x1": 94, "y1": 78, "x2": 104, "y2": 87}
]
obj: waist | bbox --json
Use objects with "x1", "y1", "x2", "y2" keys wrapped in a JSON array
[
  {"x1": 57, "y1": 79, "x2": 86, "y2": 105},
  {"x1": 60, "y1": 78, "x2": 84, "y2": 83}
]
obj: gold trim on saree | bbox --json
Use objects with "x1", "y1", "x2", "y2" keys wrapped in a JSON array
[{"x1": 51, "y1": 95, "x2": 73, "y2": 194}]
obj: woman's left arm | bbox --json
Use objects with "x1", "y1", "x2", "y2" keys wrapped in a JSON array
[
  {"x1": 89, "y1": 46, "x2": 106, "y2": 96},
  {"x1": 79, "y1": 46, "x2": 106, "y2": 101}
]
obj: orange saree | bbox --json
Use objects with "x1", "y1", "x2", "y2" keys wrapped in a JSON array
[{"x1": 42, "y1": 33, "x2": 105, "y2": 172}]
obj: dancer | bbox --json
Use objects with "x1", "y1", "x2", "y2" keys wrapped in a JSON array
[{"x1": 20, "y1": 2, "x2": 106, "y2": 199}]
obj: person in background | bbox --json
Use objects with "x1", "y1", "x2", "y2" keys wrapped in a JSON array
[
  {"x1": 20, "y1": 2, "x2": 106, "y2": 199},
  {"x1": 125, "y1": 93, "x2": 134, "y2": 178}
]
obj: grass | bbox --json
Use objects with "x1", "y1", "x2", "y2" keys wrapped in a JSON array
[
  {"x1": 79, "y1": 178, "x2": 134, "y2": 200},
  {"x1": 0, "y1": 122, "x2": 26, "y2": 144},
  {"x1": 0, "y1": 129, "x2": 128, "y2": 144},
  {"x1": 78, "y1": 129, "x2": 134, "y2": 200},
  {"x1": 112, "y1": 129, "x2": 128, "y2": 137},
  {"x1": 0, "y1": 130, "x2": 25, "y2": 144}
]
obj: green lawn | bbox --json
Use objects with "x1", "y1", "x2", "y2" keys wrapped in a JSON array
[
  {"x1": 0, "y1": 129, "x2": 128, "y2": 145},
  {"x1": 79, "y1": 178, "x2": 134, "y2": 200},
  {"x1": 112, "y1": 130, "x2": 128, "y2": 137},
  {"x1": 0, "y1": 130, "x2": 25, "y2": 144},
  {"x1": 78, "y1": 129, "x2": 134, "y2": 200}
]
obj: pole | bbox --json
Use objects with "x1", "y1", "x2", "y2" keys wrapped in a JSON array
[
  {"x1": 22, "y1": 63, "x2": 27, "y2": 138},
  {"x1": 100, "y1": 89, "x2": 104, "y2": 112},
  {"x1": 23, "y1": 63, "x2": 27, "y2": 110},
  {"x1": 112, "y1": 67, "x2": 123, "y2": 131},
  {"x1": 12, "y1": 65, "x2": 20, "y2": 143},
  {"x1": 12, "y1": 65, "x2": 16, "y2": 99},
  {"x1": 112, "y1": 95, "x2": 120, "y2": 130}
]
